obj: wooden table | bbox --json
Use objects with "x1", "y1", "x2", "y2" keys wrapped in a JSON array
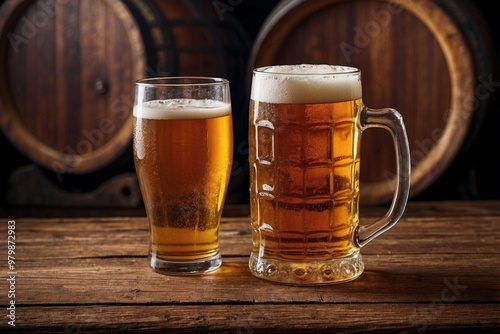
[{"x1": 2, "y1": 201, "x2": 499, "y2": 333}]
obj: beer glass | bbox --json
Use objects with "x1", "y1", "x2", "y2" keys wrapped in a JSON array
[
  {"x1": 249, "y1": 65, "x2": 411, "y2": 285},
  {"x1": 133, "y1": 77, "x2": 233, "y2": 274}
]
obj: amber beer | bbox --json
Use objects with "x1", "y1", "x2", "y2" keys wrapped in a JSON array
[
  {"x1": 249, "y1": 99, "x2": 362, "y2": 257},
  {"x1": 134, "y1": 94, "x2": 232, "y2": 274},
  {"x1": 249, "y1": 65, "x2": 365, "y2": 284},
  {"x1": 249, "y1": 64, "x2": 411, "y2": 285}
]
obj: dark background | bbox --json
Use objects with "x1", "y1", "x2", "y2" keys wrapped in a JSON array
[{"x1": 0, "y1": 0, "x2": 498, "y2": 213}]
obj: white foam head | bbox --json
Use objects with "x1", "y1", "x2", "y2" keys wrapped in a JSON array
[
  {"x1": 251, "y1": 64, "x2": 362, "y2": 104},
  {"x1": 133, "y1": 98, "x2": 231, "y2": 120}
]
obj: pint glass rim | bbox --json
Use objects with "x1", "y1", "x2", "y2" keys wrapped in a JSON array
[
  {"x1": 136, "y1": 76, "x2": 229, "y2": 87},
  {"x1": 253, "y1": 64, "x2": 360, "y2": 76}
]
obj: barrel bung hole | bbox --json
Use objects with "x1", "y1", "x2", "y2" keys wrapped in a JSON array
[{"x1": 121, "y1": 186, "x2": 132, "y2": 198}]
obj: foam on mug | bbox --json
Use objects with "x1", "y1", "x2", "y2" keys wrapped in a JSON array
[
  {"x1": 251, "y1": 64, "x2": 362, "y2": 104},
  {"x1": 133, "y1": 98, "x2": 231, "y2": 120}
]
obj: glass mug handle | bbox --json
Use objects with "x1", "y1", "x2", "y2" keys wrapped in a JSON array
[{"x1": 355, "y1": 107, "x2": 411, "y2": 247}]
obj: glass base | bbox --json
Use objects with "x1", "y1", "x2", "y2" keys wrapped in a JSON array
[
  {"x1": 249, "y1": 251, "x2": 364, "y2": 285},
  {"x1": 149, "y1": 253, "x2": 221, "y2": 275}
]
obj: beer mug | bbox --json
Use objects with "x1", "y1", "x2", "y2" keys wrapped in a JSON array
[
  {"x1": 248, "y1": 65, "x2": 411, "y2": 285},
  {"x1": 133, "y1": 77, "x2": 233, "y2": 274}
]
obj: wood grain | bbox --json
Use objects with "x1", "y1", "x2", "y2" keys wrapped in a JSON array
[
  {"x1": 249, "y1": 0, "x2": 494, "y2": 204},
  {"x1": 14, "y1": 254, "x2": 499, "y2": 305},
  {"x1": 0, "y1": 0, "x2": 144, "y2": 174},
  {"x1": 11, "y1": 304, "x2": 500, "y2": 333},
  {"x1": 0, "y1": 0, "x2": 251, "y2": 207},
  {"x1": 1, "y1": 201, "x2": 499, "y2": 332}
]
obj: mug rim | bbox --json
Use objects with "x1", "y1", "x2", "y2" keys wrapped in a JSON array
[
  {"x1": 136, "y1": 76, "x2": 229, "y2": 87},
  {"x1": 253, "y1": 64, "x2": 360, "y2": 76}
]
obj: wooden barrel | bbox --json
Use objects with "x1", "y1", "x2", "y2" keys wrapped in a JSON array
[
  {"x1": 0, "y1": 0, "x2": 250, "y2": 203},
  {"x1": 249, "y1": 0, "x2": 495, "y2": 205}
]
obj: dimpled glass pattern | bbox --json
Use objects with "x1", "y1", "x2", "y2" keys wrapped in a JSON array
[
  {"x1": 250, "y1": 98, "x2": 364, "y2": 284},
  {"x1": 249, "y1": 65, "x2": 411, "y2": 285}
]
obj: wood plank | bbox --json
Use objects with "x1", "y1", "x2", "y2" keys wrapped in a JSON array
[
  {"x1": 14, "y1": 255, "x2": 499, "y2": 305},
  {"x1": 13, "y1": 229, "x2": 499, "y2": 259},
  {"x1": 10, "y1": 215, "x2": 500, "y2": 259},
  {"x1": 398, "y1": 200, "x2": 500, "y2": 217},
  {"x1": 1, "y1": 201, "x2": 498, "y2": 333},
  {"x1": 4, "y1": 304, "x2": 499, "y2": 333}
]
